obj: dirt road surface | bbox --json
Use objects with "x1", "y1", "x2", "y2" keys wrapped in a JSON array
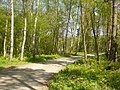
[{"x1": 0, "y1": 56, "x2": 81, "y2": 90}]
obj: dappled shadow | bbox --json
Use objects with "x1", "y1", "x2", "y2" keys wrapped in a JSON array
[
  {"x1": 0, "y1": 56, "x2": 82, "y2": 90},
  {"x1": 25, "y1": 56, "x2": 58, "y2": 63},
  {"x1": 41, "y1": 56, "x2": 82, "y2": 66},
  {"x1": 0, "y1": 67, "x2": 54, "y2": 90},
  {"x1": 25, "y1": 55, "x2": 82, "y2": 64},
  {"x1": 0, "y1": 66, "x2": 16, "y2": 72}
]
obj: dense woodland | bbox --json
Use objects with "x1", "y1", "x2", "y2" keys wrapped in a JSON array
[
  {"x1": 0, "y1": 0, "x2": 120, "y2": 62},
  {"x1": 0, "y1": 0, "x2": 120, "y2": 90}
]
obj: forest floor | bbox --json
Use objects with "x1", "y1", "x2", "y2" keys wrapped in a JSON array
[{"x1": 0, "y1": 56, "x2": 81, "y2": 90}]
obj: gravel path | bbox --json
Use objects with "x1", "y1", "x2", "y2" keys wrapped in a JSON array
[{"x1": 0, "y1": 56, "x2": 81, "y2": 90}]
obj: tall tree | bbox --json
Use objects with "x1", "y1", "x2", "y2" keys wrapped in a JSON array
[
  {"x1": 109, "y1": 0, "x2": 118, "y2": 62},
  {"x1": 20, "y1": 0, "x2": 27, "y2": 61},
  {"x1": 64, "y1": 0, "x2": 72, "y2": 53},
  {"x1": 32, "y1": 0, "x2": 40, "y2": 58},
  {"x1": 52, "y1": 0, "x2": 59, "y2": 53},
  {"x1": 75, "y1": 0, "x2": 80, "y2": 55},
  {"x1": 10, "y1": 0, "x2": 14, "y2": 61}
]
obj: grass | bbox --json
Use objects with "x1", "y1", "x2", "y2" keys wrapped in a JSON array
[
  {"x1": 0, "y1": 57, "x2": 27, "y2": 67},
  {"x1": 49, "y1": 57, "x2": 120, "y2": 90},
  {"x1": 24, "y1": 54, "x2": 61, "y2": 63},
  {"x1": 0, "y1": 54, "x2": 61, "y2": 72},
  {"x1": 0, "y1": 52, "x2": 85, "y2": 72}
]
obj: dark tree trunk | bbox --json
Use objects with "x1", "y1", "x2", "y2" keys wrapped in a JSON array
[
  {"x1": 109, "y1": 0, "x2": 118, "y2": 62},
  {"x1": 91, "y1": 8, "x2": 99, "y2": 62}
]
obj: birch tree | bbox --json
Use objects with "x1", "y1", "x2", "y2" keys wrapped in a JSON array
[
  {"x1": 4, "y1": 19, "x2": 8, "y2": 57},
  {"x1": 10, "y1": 0, "x2": 14, "y2": 61},
  {"x1": 20, "y1": 0, "x2": 27, "y2": 61},
  {"x1": 32, "y1": 0, "x2": 40, "y2": 58}
]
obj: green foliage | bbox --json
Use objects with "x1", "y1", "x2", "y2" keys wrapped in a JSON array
[
  {"x1": 49, "y1": 57, "x2": 120, "y2": 90},
  {"x1": 0, "y1": 56, "x2": 28, "y2": 69}
]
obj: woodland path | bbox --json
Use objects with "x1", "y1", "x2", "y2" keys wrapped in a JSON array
[{"x1": 0, "y1": 56, "x2": 81, "y2": 90}]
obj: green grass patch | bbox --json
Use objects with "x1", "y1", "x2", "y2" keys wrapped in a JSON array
[
  {"x1": 0, "y1": 57, "x2": 28, "y2": 67},
  {"x1": 0, "y1": 54, "x2": 61, "y2": 72},
  {"x1": 24, "y1": 54, "x2": 61, "y2": 63},
  {"x1": 49, "y1": 57, "x2": 120, "y2": 90}
]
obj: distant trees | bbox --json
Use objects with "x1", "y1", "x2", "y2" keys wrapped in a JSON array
[{"x1": 0, "y1": 0, "x2": 119, "y2": 62}]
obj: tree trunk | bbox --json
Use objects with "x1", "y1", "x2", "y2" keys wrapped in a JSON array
[
  {"x1": 20, "y1": 0, "x2": 27, "y2": 61},
  {"x1": 105, "y1": 18, "x2": 111, "y2": 59},
  {"x1": 53, "y1": 0, "x2": 59, "y2": 54},
  {"x1": 64, "y1": 0, "x2": 72, "y2": 53},
  {"x1": 83, "y1": 33, "x2": 87, "y2": 60},
  {"x1": 75, "y1": 0, "x2": 80, "y2": 55},
  {"x1": 69, "y1": 28, "x2": 74, "y2": 53},
  {"x1": 91, "y1": 8, "x2": 99, "y2": 62},
  {"x1": 80, "y1": 2, "x2": 87, "y2": 61},
  {"x1": 10, "y1": 0, "x2": 14, "y2": 61},
  {"x1": 109, "y1": 0, "x2": 118, "y2": 62},
  {"x1": 20, "y1": 17, "x2": 27, "y2": 61},
  {"x1": 32, "y1": 0, "x2": 40, "y2": 58},
  {"x1": 4, "y1": 19, "x2": 8, "y2": 57}
]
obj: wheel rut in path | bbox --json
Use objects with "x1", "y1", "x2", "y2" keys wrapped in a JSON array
[{"x1": 0, "y1": 56, "x2": 81, "y2": 90}]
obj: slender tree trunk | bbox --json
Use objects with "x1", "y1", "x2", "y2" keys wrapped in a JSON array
[
  {"x1": 105, "y1": 1, "x2": 112, "y2": 59},
  {"x1": 4, "y1": 19, "x2": 8, "y2": 57},
  {"x1": 70, "y1": 28, "x2": 74, "y2": 53},
  {"x1": 32, "y1": 0, "x2": 40, "y2": 58},
  {"x1": 80, "y1": 1, "x2": 87, "y2": 61},
  {"x1": 62, "y1": 30, "x2": 65, "y2": 53},
  {"x1": 64, "y1": 0, "x2": 72, "y2": 53},
  {"x1": 105, "y1": 18, "x2": 111, "y2": 58},
  {"x1": 32, "y1": 16, "x2": 38, "y2": 58},
  {"x1": 91, "y1": 8, "x2": 99, "y2": 62},
  {"x1": 10, "y1": 0, "x2": 14, "y2": 61},
  {"x1": 53, "y1": 0, "x2": 59, "y2": 54},
  {"x1": 20, "y1": 17, "x2": 27, "y2": 61},
  {"x1": 20, "y1": 0, "x2": 27, "y2": 61},
  {"x1": 75, "y1": 0, "x2": 80, "y2": 55},
  {"x1": 109, "y1": 0, "x2": 118, "y2": 62},
  {"x1": 83, "y1": 33, "x2": 87, "y2": 60}
]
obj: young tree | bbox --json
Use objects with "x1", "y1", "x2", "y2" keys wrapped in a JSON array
[
  {"x1": 64, "y1": 0, "x2": 72, "y2": 53},
  {"x1": 75, "y1": 0, "x2": 80, "y2": 55},
  {"x1": 10, "y1": 0, "x2": 14, "y2": 61},
  {"x1": 32, "y1": 0, "x2": 40, "y2": 58},
  {"x1": 20, "y1": 0, "x2": 27, "y2": 61}
]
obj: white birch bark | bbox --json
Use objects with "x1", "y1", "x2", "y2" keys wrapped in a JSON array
[
  {"x1": 20, "y1": 17, "x2": 27, "y2": 61},
  {"x1": 32, "y1": 0, "x2": 40, "y2": 58},
  {"x1": 10, "y1": 0, "x2": 14, "y2": 61},
  {"x1": 4, "y1": 19, "x2": 8, "y2": 57}
]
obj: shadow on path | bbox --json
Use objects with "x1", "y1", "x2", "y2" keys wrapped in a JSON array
[
  {"x1": 0, "y1": 56, "x2": 81, "y2": 90},
  {"x1": 0, "y1": 68, "x2": 53, "y2": 90}
]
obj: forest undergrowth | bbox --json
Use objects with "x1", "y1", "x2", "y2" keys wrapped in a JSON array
[{"x1": 49, "y1": 56, "x2": 120, "y2": 90}]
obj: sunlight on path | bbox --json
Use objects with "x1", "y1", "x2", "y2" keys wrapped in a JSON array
[{"x1": 0, "y1": 56, "x2": 81, "y2": 90}]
